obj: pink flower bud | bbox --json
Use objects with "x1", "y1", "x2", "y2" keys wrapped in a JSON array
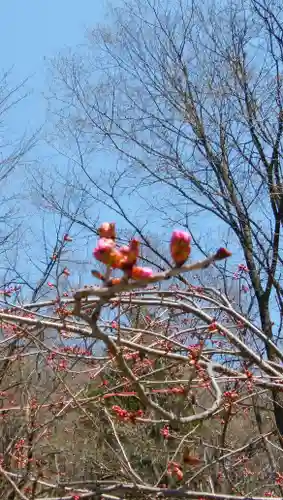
[
  {"x1": 120, "y1": 245, "x2": 130, "y2": 254},
  {"x1": 238, "y1": 263, "x2": 249, "y2": 272},
  {"x1": 97, "y1": 237, "x2": 115, "y2": 251},
  {"x1": 171, "y1": 230, "x2": 191, "y2": 244},
  {"x1": 98, "y1": 222, "x2": 116, "y2": 240},
  {"x1": 131, "y1": 266, "x2": 154, "y2": 280},
  {"x1": 93, "y1": 239, "x2": 127, "y2": 269},
  {"x1": 214, "y1": 247, "x2": 232, "y2": 260},
  {"x1": 170, "y1": 230, "x2": 191, "y2": 266},
  {"x1": 119, "y1": 239, "x2": 140, "y2": 269},
  {"x1": 93, "y1": 238, "x2": 115, "y2": 264}
]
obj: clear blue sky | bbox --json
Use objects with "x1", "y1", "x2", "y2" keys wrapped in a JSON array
[{"x1": 0, "y1": 1, "x2": 111, "y2": 130}]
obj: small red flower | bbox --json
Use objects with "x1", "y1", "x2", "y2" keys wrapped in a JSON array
[
  {"x1": 223, "y1": 390, "x2": 238, "y2": 402},
  {"x1": 63, "y1": 234, "x2": 73, "y2": 242},
  {"x1": 238, "y1": 263, "x2": 249, "y2": 272},
  {"x1": 208, "y1": 322, "x2": 218, "y2": 332},
  {"x1": 275, "y1": 472, "x2": 283, "y2": 485},
  {"x1": 245, "y1": 369, "x2": 253, "y2": 379},
  {"x1": 160, "y1": 425, "x2": 170, "y2": 439}
]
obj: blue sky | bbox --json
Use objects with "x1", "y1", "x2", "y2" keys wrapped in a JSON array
[{"x1": 0, "y1": 1, "x2": 111, "y2": 131}]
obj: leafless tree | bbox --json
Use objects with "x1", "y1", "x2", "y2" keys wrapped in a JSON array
[
  {"x1": 1, "y1": 227, "x2": 283, "y2": 499},
  {"x1": 0, "y1": 68, "x2": 37, "y2": 289}
]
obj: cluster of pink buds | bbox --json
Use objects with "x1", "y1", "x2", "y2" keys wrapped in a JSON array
[
  {"x1": 1, "y1": 308, "x2": 34, "y2": 319},
  {"x1": 92, "y1": 223, "x2": 231, "y2": 281},
  {"x1": 47, "y1": 352, "x2": 69, "y2": 371},
  {"x1": 169, "y1": 386, "x2": 186, "y2": 395},
  {"x1": 112, "y1": 405, "x2": 144, "y2": 423},
  {"x1": 59, "y1": 346, "x2": 92, "y2": 356},
  {"x1": 15, "y1": 439, "x2": 25, "y2": 450},
  {"x1": 124, "y1": 351, "x2": 140, "y2": 361},
  {"x1": 2, "y1": 323, "x2": 18, "y2": 337},
  {"x1": 0, "y1": 285, "x2": 21, "y2": 297},
  {"x1": 93, "y1": 223, "x2": 153, "y2": 279},
  {"x1": 167, "y1": 461, "x2": 183, "y2": 481},
  {"x1": 160, "y1": 425, "x2": 170, "y2": 439},
  {"x1": 223, "y1": 390, "x2": 239, "y2": 402},
  {"x1": 187, "y1": 343, "x2": 203, "y2": 354},
  {"x1": 13, "y1": 439, "x2": 29, "y2": 469},
  {"x1": 55, "y1": 304, "x2": 72, "y2": 318},
  {"x1": 187, "y1": 343, "x2": 203, "y2": 367},
  {"x1": 233, "y1": 263, "x2": 249, "y2": 280},
  {"x1": 156, "y1": 340, "x2": 174, "y2": 352},
  {"x1": 132, "y1": 358, "x2": 154, "y2": 376},
  {"x1": 238, "y1": 263, "x2": 249, "y2": 272}
]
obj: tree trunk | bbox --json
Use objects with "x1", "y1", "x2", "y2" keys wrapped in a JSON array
[{"x1": 259, "y1": 297, "x2": 283, "y2": 444}]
